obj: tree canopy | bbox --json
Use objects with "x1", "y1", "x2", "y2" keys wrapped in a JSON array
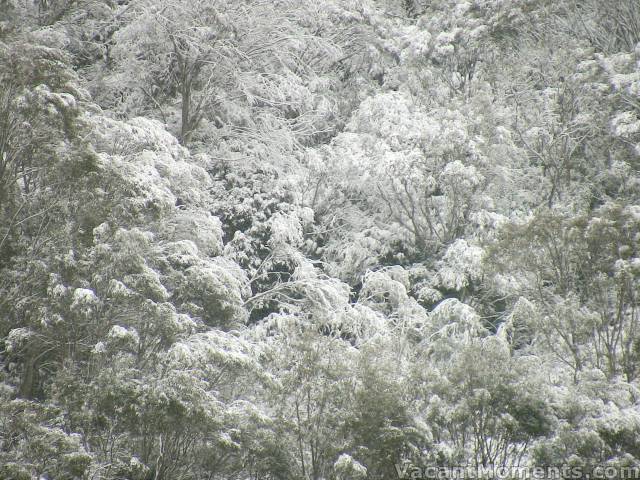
[{"x1": 1, "y1": 1, "x2": 640, "y2": 479}]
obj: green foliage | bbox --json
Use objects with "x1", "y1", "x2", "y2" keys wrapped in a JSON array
[{"x1": 3, "y1": 0, "x2": 640, "y2": 478}]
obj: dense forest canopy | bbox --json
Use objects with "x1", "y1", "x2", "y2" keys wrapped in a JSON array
[{"x1": 1, "y1": 0, "x2": 640, "y2": 479}]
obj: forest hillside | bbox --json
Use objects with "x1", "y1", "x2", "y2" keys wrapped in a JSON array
[{"x1": 1, "y1": 0, "x2": 640, "y2": 479}]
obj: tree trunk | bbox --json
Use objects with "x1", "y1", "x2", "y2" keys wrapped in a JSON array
[{"x1": 180, "y1": 77, "x2": 192, "y2": 145}]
